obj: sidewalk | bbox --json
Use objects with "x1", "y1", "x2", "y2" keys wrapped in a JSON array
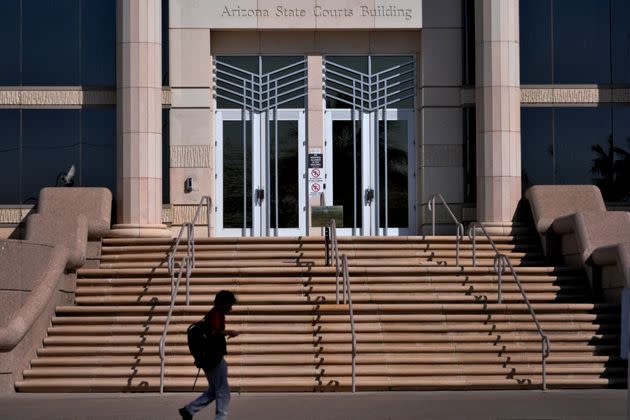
[{"x1": 0, "y1": 390, "x2": 626, "y2": 420}]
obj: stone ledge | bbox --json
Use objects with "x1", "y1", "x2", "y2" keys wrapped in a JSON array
[{"x1": 0, "y1": 88, "x2": 172, "y2": 106}]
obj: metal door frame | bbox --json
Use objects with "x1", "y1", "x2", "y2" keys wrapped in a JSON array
[
  {"x1": 324, "y1": 108, "x2": 416, "y2": 236},
  {"x1": 215, "y1": 109, "x2": 306, "y2": 237}
]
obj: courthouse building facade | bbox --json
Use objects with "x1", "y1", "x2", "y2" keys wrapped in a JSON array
[{"x1": 0, "y1": 0, "x2": 629, "y2": 237}]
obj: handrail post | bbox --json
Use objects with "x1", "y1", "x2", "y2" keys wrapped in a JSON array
[
  {"x1": 430, "y1": 196, "x2": 435, "y2": 236},
  {"x1": 456, "y1": 223, "x2": 464, "y2": 268},
  {"x1": 185, "y1": 254, "x2": 192, "y2": 306},
  {"x1": 342, "y1": 254, "x2": 356, "y2": 393},
  {"x1": 542, "y1": 337, "x2": 548, "y2": 390},
  {"x1": 470, "y1": 225, "x2": 477, "y2": 267},
  {"x1": 427, "y1": 194, "x2": 464, "y2": 268},
  {"x1": 160, "y1": 256, "x2": 187, "y2": 394},
  {"x1": 189, "y1": 223, "x2": 196, "y2": 268},
  {"x1": 206, "y1": 196, "x2": 212, "y2": 237},
  {"x1": 325, "y1": 226, "x2": 331, "y2": 267}
]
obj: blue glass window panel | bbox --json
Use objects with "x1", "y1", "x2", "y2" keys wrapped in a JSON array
[
  {"x1": 554, "y1": 107, "x2": 612, "y2": 185},
  {"x1": 22, "y1": 110, "x2": 80, "y2": 203},
  {"x1": 521, "y1": 108, "x2": 554, "y2": 187},
  {"x1": 463, "y1": 0, "x2": 476, "y2": 86},
  {"x1": 81, "y1": 0, "x2": 116, "y2": 86},
  {"x1": 520, "y1": 0, "x2": 552, "y2": 84},
  {"x1": 0, "y1": 1, "x2": 21, "y2": 85},
  {"x1": 82, "y1": 108, "x2": 116, "y2": 194},
  {"x1": 0, "y1": 110, "x2": 21, "y2": 203},
  {"x1": 611, "y1": 0, "x2": 630, "y2": 84},
  {"x1": 22, "y1": 0, "x2": 80, "y2": 85},
  {"x1": 463, "y1": 107, "x2": 476, "y2": 202},
  {"x1": 553, "y1": 0, "x2": 611, "y2": 84},
  {"x1": 162, "y1": 0, "x2": 169, "y2": 86}
]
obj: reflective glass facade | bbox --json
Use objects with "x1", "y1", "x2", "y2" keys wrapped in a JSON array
[
  {"x1": 520, "y1": 0, "x2": 630, "y2": 84},
  {"x1": 0, "y1": 0, "x2": 116, "y2": 86},
  {"x1": 522, "y1": 107, "x2": 630, "y2": 201},
  {"x1": 0, "y1": 108, "x2": 116, "y2": 204}
]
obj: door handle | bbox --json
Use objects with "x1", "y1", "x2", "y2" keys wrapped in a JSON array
[
  {"x1": 365, "y1": 188, "x2": 374, "y2": 205},
  {"x1": 255, "y1": 188, "x2": 265, "y2": 205}
]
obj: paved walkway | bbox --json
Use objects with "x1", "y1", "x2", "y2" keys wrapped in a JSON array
[{"x1": 0, "y1": 390, "x2": 626, "y2": 420}]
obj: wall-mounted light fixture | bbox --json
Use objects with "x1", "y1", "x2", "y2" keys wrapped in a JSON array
[{"x1": 184, "y1": 177, "x2": 194, "y2": 193}]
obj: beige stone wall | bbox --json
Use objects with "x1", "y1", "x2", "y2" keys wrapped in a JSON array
[
  {"x1": 167, "y1": 26, "x2": 214, "y2": 234},
  {"x1": 418, "y1": 0, "x2": 465, "y2": 234}
]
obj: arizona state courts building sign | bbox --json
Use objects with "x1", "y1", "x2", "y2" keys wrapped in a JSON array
[{"x1": 172, "y1": 1, "x2": 422, "y2": 29}]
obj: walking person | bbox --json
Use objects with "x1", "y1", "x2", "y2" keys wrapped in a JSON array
[{"x1": 179, "y1": 290, "x2": 239, "y2": 420}]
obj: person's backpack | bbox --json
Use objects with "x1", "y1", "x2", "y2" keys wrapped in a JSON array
[{"x1": 186, "y1": 319, "x2": 223, "y2": 369}]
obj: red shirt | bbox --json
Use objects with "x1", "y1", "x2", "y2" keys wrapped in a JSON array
[
  {"x1": 206, "y1": 307, "x2": 225, "y2": 333},
  {"x1": 204, "y1": 307, "x2": 227, "y2": 359}
]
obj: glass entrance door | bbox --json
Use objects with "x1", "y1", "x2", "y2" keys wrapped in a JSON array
[
  {"x1": 323, "y1": 55, "x2": 417, "y2": 236},
  {"x1": 216, "y1": 110, "x2": 306, "y2": 236},
  {"x1": 213, "y1": 56, "x2": 308, "y2": 237},
  {"x1": 324, "y1": 109, "x2": 415, "y2": 236}
]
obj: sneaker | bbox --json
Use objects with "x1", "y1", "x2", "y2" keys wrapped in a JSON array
[{"x1": 178, "y1": 407, "x2": 192, "y2": 420}]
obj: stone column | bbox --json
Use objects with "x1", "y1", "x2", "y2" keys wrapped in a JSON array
[
  {"x1": 475, "y1": 0, "x2": 521, "y2": 229},
  {"x1": 112, "y1": 0, "x2": 170, "y2": 237}
]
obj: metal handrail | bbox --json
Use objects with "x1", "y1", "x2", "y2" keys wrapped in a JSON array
[
  {"x1": 159, "y1": 255, "x2": 192, "y2": 393},
  {"x1": 427, "y1": 194, "x2": 465, "y2": 267},
  {"x1": 325, "y1": 219, "x2": 342, "y2": 304},
  {"x1": 341, "y1": 255, "x2": 357, "y2": 393},
  {"x1": 159, "y1": 195, "x2": 213, "y2": 394},
  {"x1": 188, "y1": 196, "x2": 212, "y2": 267},
  {"x1": 167, "y1": 222, "x2": 191, "y2": 282},
  {"x1": 468, "y1": 222, "x2": 551, "y2": 390}
]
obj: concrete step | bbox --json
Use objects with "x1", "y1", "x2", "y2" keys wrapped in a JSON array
[
  {"x1": 96, "y1": 258, "x2": 551, "y2": 270},
  {"x1": 99, "y1": 249, "x2": 543, "y2": 260},
  {"x1": 41, "y1": 331, "x2": 617, "y2": 347},
  {"x1": 29, "y1": 352, "x2": 625, "y2": 367},
  {"x1": 55, "y1": 302, "x2": 619, "y2": 316},
  {"x1": 36, "y1": 342, "x2": 621, "y2": 357},
  {"x1": 16, "y1": 234, "x2": 622, "y2": 394},
  {"x1": 14, "y1": 375, "x2": 625, "y2": 393},
  {"x1": 77, "y1": 265, "x2": 581, "y2": 277},
  {"x1": 71, "y1": 291, "x2": 593, "y2": 306},
  {"x1": 101, "y1": 235, "x2": 538, "y2": 247},
  {"x1": 75, "y1": 274, "x2": 586, "y2": 287},
  {"x1": 49, "y1": 312, "x2": 619, "y2": 326},
  {"x1": 21, "y1": 364, "x2": 626, "y2": 380},
  {"x1": 100, "y1": 243, "x2": 541, "y2": 257},
  {"x1": 45, "y1": 320, "x2": 616, "y2": 336}
]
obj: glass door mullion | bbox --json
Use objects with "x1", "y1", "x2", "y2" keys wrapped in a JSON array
[
  {"x1": 252, "y1": 113, "x2": 263, "y2": 237},
  {"x1": 363, "y1": 112, "x2": 375, "y2": 236}
]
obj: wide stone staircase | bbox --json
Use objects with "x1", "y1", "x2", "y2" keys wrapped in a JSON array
[{"x1": 15, "y1": 234, "x2": 627, "y2": 392}]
